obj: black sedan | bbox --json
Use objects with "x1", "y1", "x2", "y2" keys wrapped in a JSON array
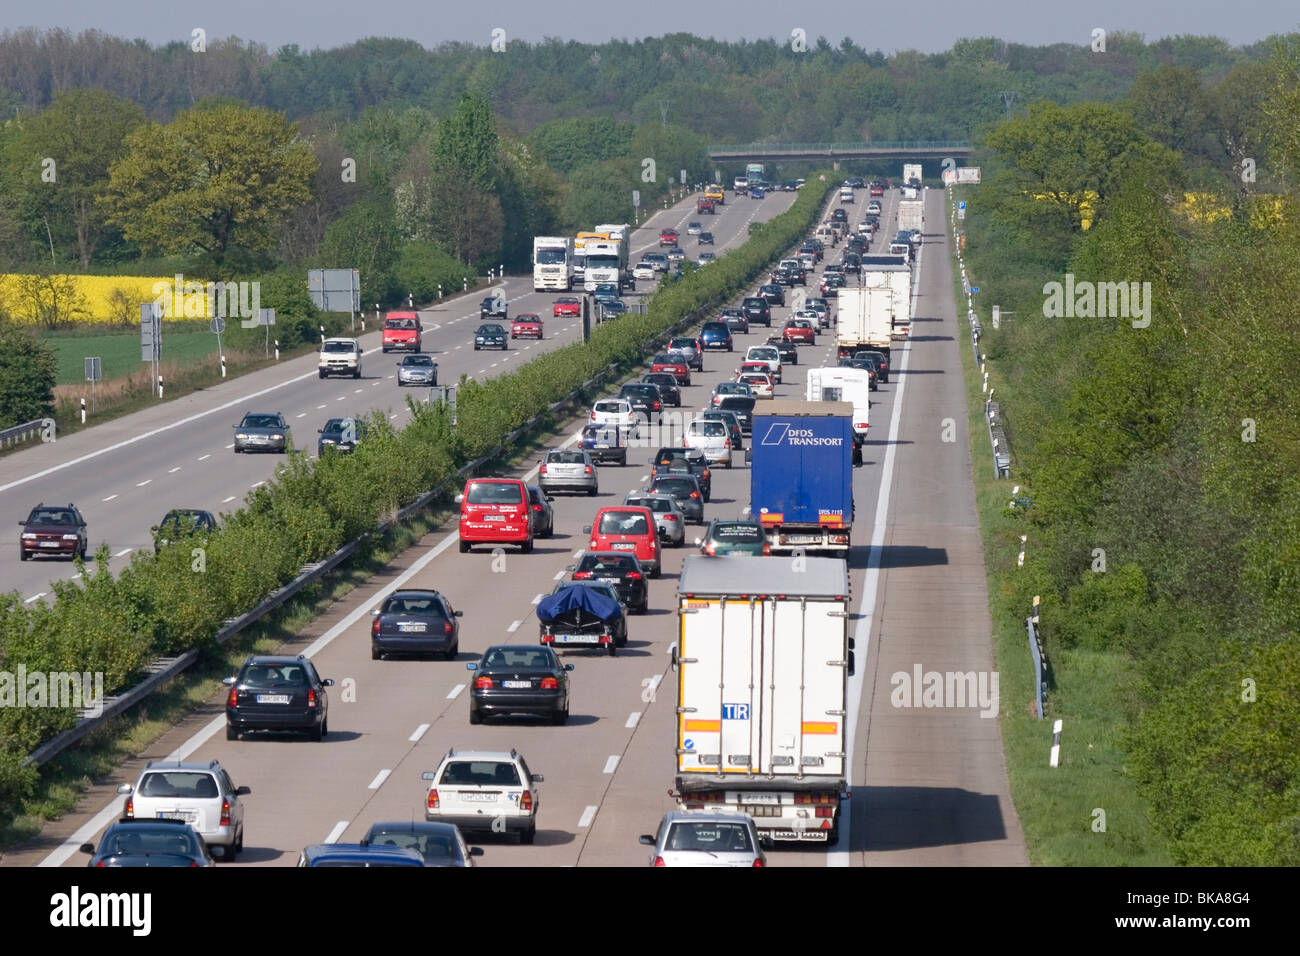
[
  {"x1": 758, "y1": 283, "x2": 786, "y2": 307},
  {"x1": 223, "y1": 654, "x2": 333, "y2": 741},
  {"x1": 467, "y1": 645, "x2": 572, "y2": 724},
  {"x1": 855, "y1": 350, "x2": 890, "y2": 383},
  {"x1": 569, "y1": 551, "x2": 649, "y2": 613},
  {"x1": 371, "y1": 589, "x2": 462, "y2": 660},
  {"x1": 619, "y1": 382, "x2": 664, "y2": 422},
  {"x1": 317, "y1": 417, "x2": 367, "y2": 456},
  {"x1": 152, "y1": 508, "x2": 216, "y2": 554},
  {"x1": 81, "y1": 818, "x2": 214, "y2": 867},
  {"x1": 474, "y1": 323, "x2": 508, "y2": 350},
  {"x1": 360, "y1": 821, "x2": 483, "y2": 867},
  {"x1": 765, "y1": 337, "x2": 798, "y2": 366},
  {"x1": 641, "y1": 372, "x2": 682, "y2": 407},
  {"x1": 480, "y1": 296, "x2": 507, "y2": 319}
]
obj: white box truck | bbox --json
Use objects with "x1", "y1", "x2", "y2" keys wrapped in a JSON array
[
  {"x1": 807, "y1": 367, "x2": 870, "y2": 458},
  {"x1": 835, "y1": 274, "x2": 904, "y2": 359},
  {"x1": 674, "y1": 555, "x2": 853, "y2": 845},
  {"x1": 532, "y1": 236, "x2": 573, "y2": 292},
  {"x1": 902, "y1": 163, "x2": 922, "y2": 187},
  {"x1": 898, "y1": 199, "x2": 924, "y2": 235}
]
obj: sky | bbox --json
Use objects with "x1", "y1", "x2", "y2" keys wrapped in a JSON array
[{"x1": 4, "y1": 0, "x2": 1297, "y2": 54}]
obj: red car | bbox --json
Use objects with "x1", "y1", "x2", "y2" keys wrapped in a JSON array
[
  {"x1": 651, "y1": 352, "x2": 691, "y2": 386},
  {"x1": 736, "y1": 360, "x2": 771, "y2": 379},
  {"x1": 869, "y1": 184, "x2": 884, "y2": 197},
  {"x1": 457, "y1": 478, "x2": 533, "y2": 553},
  {"x1": 511, "y1": 314, "x2": 544, "y2": 339},
  {"x1": 782, "y1": 319, "x2": 816, "y2": 345},
  {"x1": 553, "y1": 297, "x2": 581, "y2": 317},
  {"x1": 696, "y1": 198, "x2": 715, "y2": 214},
  {"x1": 382, "y1": 311, "x2": 422, "y2": 352},
  {"x1": 659, "y1": 229, "x2": 680, "y2": 247},
  {"x1": 583, "y1": 506, "x2": 661, "y2": 577}
]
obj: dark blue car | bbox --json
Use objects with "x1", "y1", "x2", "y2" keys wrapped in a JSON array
[
  {"x1": 699, "y1": 321, "x2": 733, "y2": 352},
  {"x1": 298, "y1": 843, "x2": 425, "y2": 867}
]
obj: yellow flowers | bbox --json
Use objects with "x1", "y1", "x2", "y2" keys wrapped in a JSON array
[{"x1": 0, "y1": 275, "x2": 222, "y2": 324}]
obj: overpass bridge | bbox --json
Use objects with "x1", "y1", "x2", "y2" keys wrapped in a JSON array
[{"x1": 708, "y1": 141, "x2": 971, "y2": 169}]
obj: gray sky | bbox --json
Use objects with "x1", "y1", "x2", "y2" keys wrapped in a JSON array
[{"x1": 6, "y1": 0, "x2": 1297, "y2": 53}]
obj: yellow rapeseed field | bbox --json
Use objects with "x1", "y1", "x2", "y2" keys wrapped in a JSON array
[{"x1": 0, "y1": 274, "x2": 248, "y2": 324}]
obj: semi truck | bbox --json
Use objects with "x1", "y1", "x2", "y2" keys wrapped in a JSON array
[
  {"x1": 673, "y1": 554, "x2": 853, "y2": 846},
  {"x1": 573, "y1": 230, "x2": 610, "y2": 284},
  {"x1": 902, "y1": 163, "x2": 922, "y2": 188},
  {"x1": 807, "y1": 367, "x2": 870, "y2": 459},
  {"x1": 898, "y1": 199, "x2": 924, "y2": 236},
  {"x1": 532, "y1": 236, "x2": 573, "y2": 292},
  {"x1": 750, "y1": 399, "x2": 854, "y2": 553},
  {"x1": 746, "y1": 163, "x2": 766, "y2": 185},
  {"x1": 582, "y1": 238, "x2": 627, "y2": 291},
  {"x1": 835, "y1": 267, "x2": 907, "y2": 359}
]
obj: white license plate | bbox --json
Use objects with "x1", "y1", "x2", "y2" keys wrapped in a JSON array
[
  {"x1": 39, "y1": 541, "x2": 59, "y2": 547},
  {"x1": 256, "y1": 694, "x2": 290, "y2": 704},
  {"x1": 503, "y1": 680, "x2": 531, "y2": 689},
  {"x1": 786, "y1": 535, "x2": 819, "y2": 544},
  {"x1": 557, "y1": 634, "x2": 599, "y2": 644},
  {"x1": 612, "y1": 542, "x2": 636, "y2": 550},
  {"x1": 483, "y1": 515, "x2": 506, "y2": 522},
  {"x1": 158, "y1": 811, "x2": 196, "y2": 822},
  {"x1": 462, "y1": 792, "x2": 498, "y2": 802},
  {"x1": 397, "y1": 623, "x2": 427, "y2": 633},
  {"x1": 771, "y1": 829, "x2": 828, "y2": 842},
  {"x1": 740, "y1": 792, "x2": 781, "y2": 804}
]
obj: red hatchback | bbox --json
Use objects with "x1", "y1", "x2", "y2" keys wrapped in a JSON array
[
  {"x1": 651, "y1": 353, "x2": 691, "y2": 386},
  {"x1": 782, "y1": 319, "x2": 816, "y2": 345},
  {"x1": 869, "y1": 184, "x2": 884, "y2": 197},
  {"x1": 659, "y1": 229, "x2": 680, "y2": 246},
  {"x1": 583, "y1": 506, "x2": 660, "y2": 577},
  {"x1": 511, "y1": 314, "x2": 544, "y2": 339},
  {"x1": 553, "y1": 297, "x2": 581, "y2": 317},
  {"x1": 457, "y1": 478, "x2": 533, "y2": 553}
]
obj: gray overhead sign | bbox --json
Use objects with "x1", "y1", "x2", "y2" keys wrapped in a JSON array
[{"x1": 308, "y1": 269, "x2": 361, "y2": 312}]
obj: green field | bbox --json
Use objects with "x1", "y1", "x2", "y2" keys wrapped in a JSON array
[{"x1": 46, "y1": 329, "x2": 220, "y2": 385}]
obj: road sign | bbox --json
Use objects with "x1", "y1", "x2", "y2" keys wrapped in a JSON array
[
  {"x1": 307, "y1": 269, "x2": 361, "y2": 312},
  {"x1": 632, "y1": 189, "x2": 641, "y2": 208},
  {"x1": 958, "y1": 201, "x2": 966, "y2": 210},
  {"x1": 84, "y1": 357, "x2": 101, "y2": 382},
  {"x1": 258, "y1": 308, "x2": 276, "y2": 326},
  {"x1": 210, "y1": 316, "x2": 227, "y2": 334},
  {"x1": 958, "y1": 208, "x2": 966, "y2": 220},
  {"x1": 970, "y1": 286, "x2": 979, "y2": 293},
  {"x1": 140, "y1": 302, "x2": 161, "y2": 361}
]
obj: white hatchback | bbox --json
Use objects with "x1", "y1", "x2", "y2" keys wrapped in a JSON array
[
  {"x1": 683, "y1": 418, "x2": 734, "y2": 468},
  {"x1": 591, "y1": 399, "x2": 637, "y2": 435},
  {"x1": 633, "y1": 262, "x2": 657, "y2": 281}
]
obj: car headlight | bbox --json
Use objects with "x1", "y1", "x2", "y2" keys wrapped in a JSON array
[
  {"x1": 62, "y1": 533, "x2": 79, "y2": 540},
  {"x1": 272, "y1": 434, "x2": 284, "y2": 440},
  {"x1": 236, "y1": 433, "x2": 248, "y2": 440},
  {"x1": 22, "y1": 532, "x2": 36, "y2": 539},
  {"x1": 320, "y1": 438, "x2": 336, "y2": 445}
]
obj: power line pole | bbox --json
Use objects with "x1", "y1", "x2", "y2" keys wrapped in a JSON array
[{"x1": 999, "y1": 91, "x2": 1019, "y2": 121}]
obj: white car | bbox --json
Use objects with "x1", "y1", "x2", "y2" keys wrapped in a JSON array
[
  {"x1": 633, "y1": 262, "x2": 657, "y2": 281},
  {"x1": 319, "y1": 337, "x2": 362, "y2": 379},
  {"x1": 737, "y1": 372, "x2": 773, "y2": 397},
  {"x1": 683, "y1": 417, "x2": 734, "y2": 468},
  {"x1": 423, "y1": 748, "x2": 541, "y2": 844},
  {"x1": 640, "y1": 810, "x2": 766, "y2": 867},
  {"x1": 117, "y1": 760, "x2": 249, "y2": 860},
  {"x1": 687, "y1": 221, "x2": 703, "y2": 235},
  {"x1": 590, "y1": 398, "x2": 637, "y2": 434},
  {"x1": 744, "y1": 345, "x2": 782, "y2": 383}
]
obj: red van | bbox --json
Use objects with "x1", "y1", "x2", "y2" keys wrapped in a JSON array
[
  {"x1": 457, "y1": 478, "x2": 533, "y2": 553},
  {"x1": 382, "y1": 311, "x2": 422, "y2": 352},
  {"x1": 582, "y1": 506, "x2": 660, "y2": 577}
]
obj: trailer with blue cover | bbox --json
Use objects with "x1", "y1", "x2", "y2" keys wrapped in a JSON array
[{"x1": 537, "y1": 583, "x2": 627, "y2": 656}]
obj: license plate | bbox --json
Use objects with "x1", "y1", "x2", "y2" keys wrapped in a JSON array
[
  {"x1": 557, "y1": 634, "x2": 599, "y2": 644},
  {"x1": 39, "y1": 541, "x2": 59, "y2": 547},
  {"x1": 740, "y1": 792, "x2": 781, "y2": 804},
  {"x1": 483, "y1": 515, "x2": 506, "y2": 522},
  {"x1": 256, "y1": 694, "x2": 290, "y2": 704},
  {"x1": 397, "y1": 623, "x2": 426, "y2": 633},
  {"x1": 786, "y1": 535, "x2": 819, "y2": 544},
  {"x1": 771, "y1": 829, "x2": 828, "y2": 842},
  {"x1": 462, "y1": 792, "x2": 498, "y2": 802},
  {"x1": 503, "y1": 680, "x2": 530, "y2": 689},
  {"x1": 157, "y1": 811, "x2": 196, "y2": 822},
  {"x1": 612, "y1": 542, "x2": 636, "y2": 551}
]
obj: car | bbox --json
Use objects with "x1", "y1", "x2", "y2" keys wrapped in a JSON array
[
  {"x1": 553, "y1": 296, "x2": 581, "y2": 317},
  {"x1": 598, "y1": 297, "x2": 628, "y2": 318},
  {"x1": 619, "y1": 383, "x2": 663, "y2": 423},
  {"x1": 590, "y1": 398, "x2": 638, "y2": 435},
  {"x1": 797, "y1": 252, "x2": 817, "y2": 271},
  {"x1": 840, "y1": 356, "x2": 880, "y2": 389},
  {"x1": 360, "y1": 822, "x2": 482, "y2": 867},
  {"x1": 841, "y1": 255, "x2": 861, "y2": 275},
  {"x1": 867, "y1": 200, "x2": 882, "y2": 214},
  {"x1": 855, "y1": 349, "x2": 891, "y2": 383},
  {"x1": 223, "y1": 654, "x2": 333, "y2": 741},
  {"x1": 687, "y1": 221, "x2": 703, "y2": 235},
  {"x1": 758, "y1": 283, "x2": 785, "y2": 307},
  {"x1": 81, "y1": 818, "x2": 215, "y2": 868},
  {"x1": 544, "y1": 579, "x2": 629, "y2": 651},
  {"x1": 651, "y1": 353, "x2": 691, "y2": 386},
  {"x1": 639, "y1": 811, "x2": 766, "y2": 867},
  {"x1": 695, "y1": 518, "x2": 770, "y2": 556},
  {"x1": 831, "y1": 207, "x2": 848, "y2": 223},
  {"x1": 659, "y1": 229, "x2": 680, "y2": 246},
  {"x1": 699, "y1": 409, "x2": 744, "y2": 450},
  {"x1": 782, "y1": 318, "x2": 816, "y2": 345},
  {"x1": 765, "y1": 338, "x2": 798, "y2": 365},
  {"x1": 910, "y1": 228, "x2": 923, "y2": 247},
  {"x1": 152, "y1": 508, "x2": 216, "y2": 554},
  {"x1": 473, "y1": 323, "x2": 508, "y2": 350},
  {"x1": 317, "y1": 416, "x2": 366, "y2": 455},
  {"x1": 713, "y1": 394, "x2": 756, "y2": 433},
  {"x1": 297, "y1": 843, "x2": 425, "y2": 867},
  {"x1": 467, "y1": 646, "x2": 572, "y2": 725},
  {"x1": 570, "y1": 550, "x2": 650, "y2": 612},
  {"x1": 422, "y1": 747, "x2": 543, "y2": 842},
  {"x1": 737, "y1": 371, "x2": 774, "y2": 397},
  {"x1": 750, "y1": 185, "x2": 766, "y2": 198},
  {"x1": 318, "y1": 337, "x2": 363, "y2": 378},
  {"x1": 696, "y1": 197, "x2": 716, "y2": 214},
  {"x1": 648, "y1": 473, "x2": 705, "y2": 523},
  {"x1": 116, "y1": 759, "x2": 248, "y2": 860},
  {"x1": 511, "y1": 313, "x2": 544, "y2": 339},
  {"x1": 665, "y1": 247, "x2": 686, "y2": 264},
  {"x1": 370, "y1": 589, "x2": 462, "y2": 661},
  {"x1": 592, "y1": 282, "x2": 621, "y2": 300},
  {"x1": 737, "y1": 359, "x2": 772, "y2": 380},
  {"x1": 580, "y1": 423, "x2": 628, "y2": 466},
  {"x1": 698, "y1": 231, "x2": 714, "y2": 246},
  {"x1": 793, "y1": 307, "x2": 823, "y2": 330},
  {"x1": 870, "y1": 183, "x2": 884, "y2": 196},
  {"x1": 233, "y1": 412, "x2": 288, "y2": 453},
  {"x1": 397, "y1": 353, "x2": 438, "y2": 386},
  {"x1": 650, "y1": 447, "x2": 712, "y2": 501},
  {"x1": 699, "y1": 321, "x2": 734, "y2": 351},
  {"x1": 527, "y1": 485, "x2": 555, "y2": 538},
  {"x1": 642, "y1": 372, "x2": 682, "y2": 406},
  {"x1": 583, "y1": 505, "x2": 661, "y2": 577},
  {"x1": 769, "y1": 266, "x2": 795, "y2": 286},
  {"x1": 777, "y1": 259, "x2": 807, "y2": 285},
  {"x1": 742, "y1": 297, "x2": 772, "y2": 327},
  {"x1": 744, "y1": 345, "x2": 783, "y2": 382},
  {"x1": 642, "y1": 252, "x2": 670, "y2": 273},
  {"x1": 711, "y1": 381, "x2": 753, "y2": 406},
  {"x1": 17, "y1": 501, "x2": 87, "y2": 562},
  {"x1": 624, "y1": 492, "x2": 687, "y2": 547},
  {"x1": 633, "y1": 261, "x2": 658, "y2": 281},
  {"x1": 698, "y1": 251, "x2": 717, "y2": 263},
  {"x1": 806, "y1": 301, "x2": 831, "y2": 329},
  {"x1": 721, "y1": 311, "x2": 749, "y2": 334},
  {"x1": 667, "y1": 335, "x2": 704, "y2": 371},
  {"x1": 683, "y1": 417, "x2": 734, "y2": 467},
  {"x1": 538, "y1": 448, "x2": 599, "y2": 496},
  {"x1": 480, "y1": 296, "x2": 507, "y2": 319},
  {"x1": 381, "y1": 312, "x2": 422, "y2": 352},
  {"x1": 820, "y1": 273, "x2": 846, "y2": 297},
  {"x1": 456, "y1": 477, "x2": 533, "y2": 553}
]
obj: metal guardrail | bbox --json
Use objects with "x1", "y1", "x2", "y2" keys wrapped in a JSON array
[
  {"x1": 1026, "y1": 597, "x2": 1046, "y2": 718},
  {"x1": 0, "y1": 417, "x2": 51, "y2": 449},
  {"x1": 986, "y1": 401, "x2": 1011, "y2": 478}
]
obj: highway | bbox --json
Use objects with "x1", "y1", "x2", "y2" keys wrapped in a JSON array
[
  {"x1": 0, "y1": 190, "x2": 795, "y2": 605},
  {"x1": 8, "y1": 182, "x2": 1026, "y2": 868}
]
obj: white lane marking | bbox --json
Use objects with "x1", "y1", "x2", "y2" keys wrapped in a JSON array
[
  {"x1": 354, "y1": 388, "x2": 363, "y2": 394},
  {"x1": 136, "y1": 479, "x2": 151, "y2": 487},
  {"x1": 225, "y1": 443, "x2": 234, "y2": 449},
  {"x1": 168, "y1": 466, "x2": 181, "y2": 473},
  {"x1": 553, "y1": 569, "x2": 565, "y2": 580},
  {"x1": 251, "y1": 481, "x2": 265, "y2": 488},
  {"x1": 197, "y1": 454, "x2": 211, "y2": 462},
  {"x1": 114, "y1": 548, "x2": 131, "y2": 557},
  {"x1": 578, "y1": 806, "x2": 598, "y2": 828},
  {"x1": 324, "y1": 821, "x2": 349, "y2": 844},
  {"x1": 389, "y1": 413, "x2": 398, "y2": 419},
  {"x1": 25, "y1": 593, "x2": 46, "y2": 603},
  {"x1": 296, "y1": 413, "x2": 307, "y2": 418},
  {"x1": 101, "y1": 494, "x2": 118, "y2": 502},
  {"x1": 507, "y1": 620, "x2": 522, "y2": 632},
  {"x1": 336, "y1": 395, "x2": 347, "y2": 402},
  {"x1": 531, "y1": 593, "x2": 543, "y2": 604},
  {"x1": 625, "y1": 712, "x2": 641, "y2": 728},
  {"x1": 409, "y1": 723, "x2": 430, "y2": 742},
  {"x1": 317, "y1": 404, "x2": 327, "y2": 410},
  {"x1": 368, "y1": 769, "x2": 392, "y2": 790},
  {"x1": 446, "y1": 683, "x2": 466, "y2": 699},
  {"x1": 222, "y1": 495, "x2": 236, "y2": 503},
  {"x1": 603, "y1": 755, "x2": 620, "y2": 774}
]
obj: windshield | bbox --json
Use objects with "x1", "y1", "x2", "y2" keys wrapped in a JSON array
[
  {"x1": 712, "y1": 523, "x2": 765, "y2": 542},
  {"x1": 240, "y1": 415, "x2": 280, "y2": 429},
  {"x1": 535, "y1": 248, "x2": 567, "y2": 265},
  {"x1": 627, "y1": 497, "x2": 671, "y2": 514},
  {"x1": 137, "y1": 771, "x2": 219, "y2": 799},
  {"x1": 440, "y1": 761, "x2": 522, "y2": 786},
  {"x1": 548, "y1": 450, "x2": 586, "y2": 464},
  {"x1": 477, "y1": 325, "x2": 503, "y2": 334},
  {"x1": 586, "y1": 255, "x2": 618, "y2": 269},
  {"x1": 239, "y1": 662, "x2": 309, "y2": 688},
  {"x1": 403, "y1": 356, "x2": 433, "y2": 367},
  {"x1": 597, "y1": 512, "x2": 649, "y2": 536},
  {"x1": 366, "y1": 828, "x2": 465, "y2": 865},
  {"x1": 384, "y1": 318, "x2": 417, "y2": 330},
  {"x1": 666, "y1": 821, "x2": 754, "y2": 853},
  {"x1": 322, "y1": 341, "x2": 355, "y2": 352},
  {"x1": 653, "y1": 477, "x2": 696, "y2": 495},
  {"x1": 466, "y1": 481, "x2": 523, "y2": 505},
  {"x1": 481, "y1": 648, "x2": 553, "y2": 671}
]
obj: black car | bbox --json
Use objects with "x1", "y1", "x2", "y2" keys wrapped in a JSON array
[
  {"x1": 19, "y1": 501, "x2": 88, "y2": 561},
  {"x1": 620, "y1": 382, "x2": 665, "y2": 422},
  {"x1": 542, "y1": 579, "x2": 629, "y2": 654},
  {"x1": 765, "y1": 337, "x2": 798, "y2": 366},
  {"x1": 474, "y1": 323, "x2": 508, "y2": 350},
  {"x1": 570, "y1": 551, "x2": 649, "y2": 612},
  {"x1": 648, "y1": 474, "x2": 705, "y2": 524},
  {"x1": 758, "y1": 283, "x2": 785, "y2": 307},
  {"x1": 840, "y1": 356, "x2": 880, "y2": 389},
  {"x1": 714, "y1": 394, "x2": 756, "y2": 433},
  {"x1": 371, "y1": 589, "x2": 463, "y2": 661},
  {"x1": 699, "y1": 321, "x2": 734, "y2": 351},
  {"x1": 527, "y1": 485, "x2": 555, "y2": 538},
  {"x1": 800, "y1": 239, "x2": 823, "y2": 261},
  {"x1": 698, "y1": 231, "x2": 714, "y2": 245},
  {"x1": 650, "y1": 447, "x2": 712, "y2": 501},
  {"x1": 821, "y1": 273, "x2": 846, "y2": 297},
  {"x1": 480, "y1": 296, "x2": 507, "y2": 319},
  {"x1": 223, "y1": 654, "x2": 333, "y2": 741},
  {"x1": 831, "y1": 208, "x2": 848, "y2": 223},
  {"x1": 467, "y1": 645, "x2": 573, "y2": 724},
  {"x1": 855, "y1": 350, "x2": 890, "y2": 383},
  {"x1": 317, "y1": 417, "x2": 367, "y2": 456},
  {"x1": 742, "y1": 297, "x2": 772, "y2": 327},
  {"x1": 361, "y1": 821, "x2": 483, "y2": 867},
  {"x1": 770, "y1": 266, "x2": 795, "y2": 287},
  {"x1": 152, "y1": 508, "x2": 216, "y2": 554},
  {"x1": 641, "y1": 373, "x2": 682, "y2": 406},
  {"x1": 81, "y1": 818, "x2": 214, "y2": 868}
]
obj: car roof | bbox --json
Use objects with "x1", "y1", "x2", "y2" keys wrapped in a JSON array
[
  {"x1": 140, "y1": 760, "x2": 222, "y2": 773},
  {"x1": 243, "y1": 654, "x2": 311, "y2": 665},
  {"x1": 438, "y1": 748, "x2": 525, "y2": 762}
]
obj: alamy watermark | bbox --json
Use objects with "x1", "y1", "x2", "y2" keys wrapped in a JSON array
[
  {"x1": 890, "y1": 664, "x2": 999, "y2": 718},
  {"x1": 1042, "y1": 273, "x2": 1151, "y2": 328},
  {"x1": 152, "y1": 274, "x2": 262, "y2": 328},
  {"x1": 0, "y1": 667, "x2": 104, "y2": 717}
]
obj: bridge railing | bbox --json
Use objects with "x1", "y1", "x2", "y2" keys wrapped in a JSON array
[{"x1": 708, "y1": 141, "x2": 971, "y2": 153}]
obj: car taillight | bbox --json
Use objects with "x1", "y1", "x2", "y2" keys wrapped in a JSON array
[
  {"x1": 540, "y1": 677, "x2": 558, "y2": 690},
  {"x1": 444, "y1": 621, "x2": 454, "y2": 635},
  {"x1": 584, "y1": 465, "x2": 593, "y2": 474},
  {"x1": 475, "y1": 676, "x2": 493, "y2": 689},
  {"x1": 753, "y1": 858, "x2": 764, "y2": 867},
  {"x1": 627, "y1": 571, "x2": 642, "y2": 580},
  {"x1": 724, "y1": 439, "x2": 731, "y2": 448},
  {"x1": 124, "y1": 796, "x2": 134, "y2": 818},
  {"x1": 533, "y1": 504, "x2": 543, "y2": 512},
  {"x1": 539, "y1": 463, "x2": 547, "y2": 474},
  {"x1": 653, "y1": 856, "x2": 666, "y2": 866},
  {"x1": 427, "y1": 788, "x2": 440, "y2": 810},
  {"x1": 521, "y1": 790, "x2": 533, "y2": 812},
  {"x1": 227, "y1": 687, "x2": 238, "y2": 708},
  {"x1": 372, "y1": 616, "x2": 381, "y2": 636},
  {"x1": 653, "y1": 402, "x2": 661, "y2": 411},
  {"x1": 573, "y1": 570, "x2": 592, "y2": 579},
  {"x1": 306, "y1": 688, "x2": 317, "y2": 709},
  {"x1": 689, "y1": 491, "x2": 699, "y2": 498},
  {"x1": 220, "y1": 798, "x2": 231, "y2": 827},
  {"x1": 590, "y1": 412, "x2": 596, "y2": 421},
  {"x1": 664, "y1": 515, "x2": 678, "y2": 522},
  {"x1": 705, "y1": 543, "x2": 716, "y2": 555},
  {"x1": 762, "y1": 544, "x2": 771, "y2": 555}
]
